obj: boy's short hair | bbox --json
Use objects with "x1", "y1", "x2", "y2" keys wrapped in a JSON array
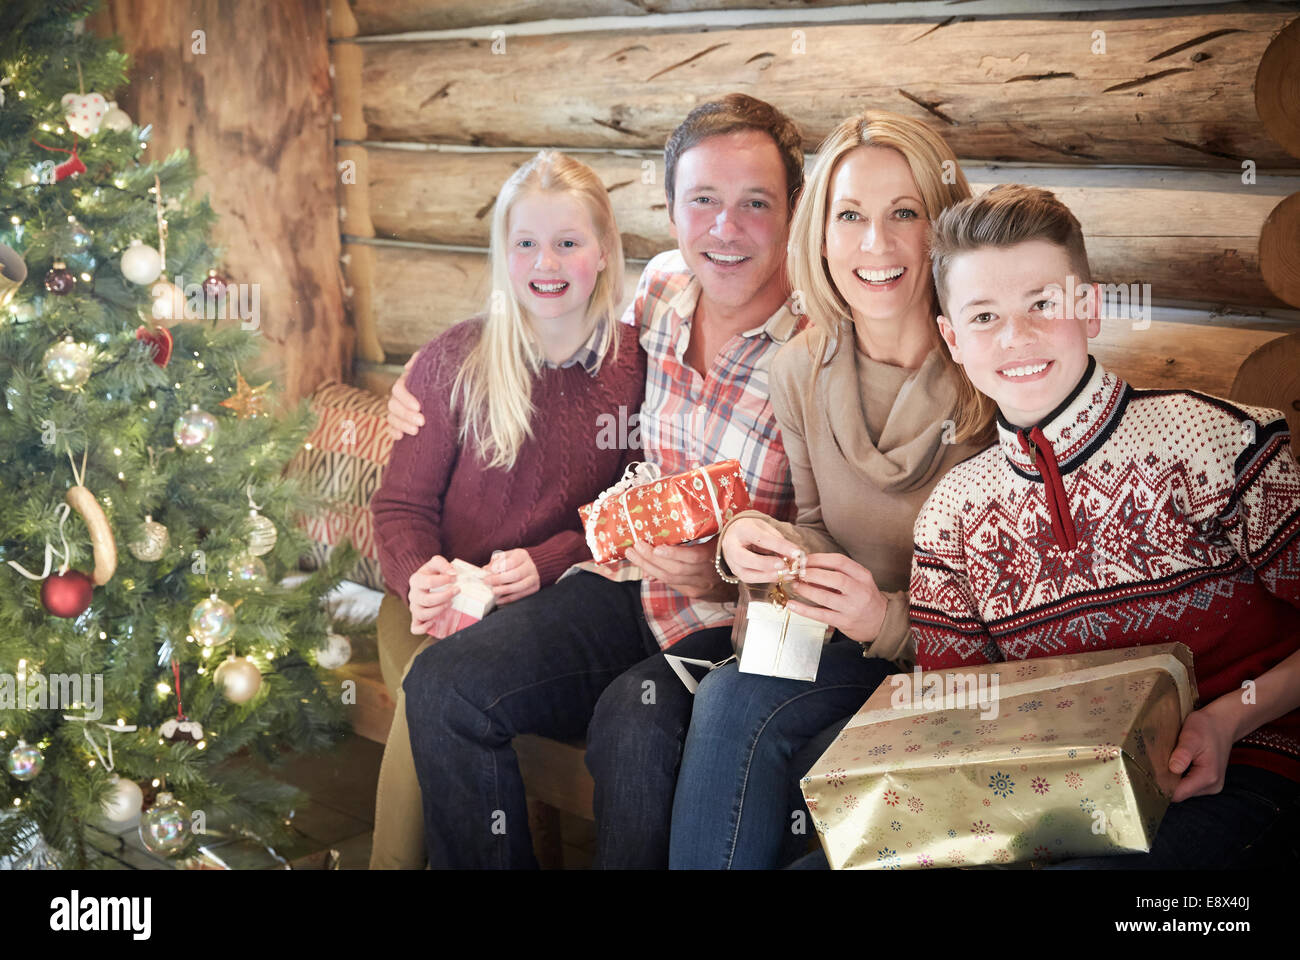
[
  {"x1": 663, "y1": 93, "x2": 804, "y2": 214},
  {"x1": 930, "y1": 184, "x2": 1092, "y2": 317}
]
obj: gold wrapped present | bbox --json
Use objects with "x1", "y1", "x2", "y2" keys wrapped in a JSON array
[{"x1": 800, "y1": 643, "x2": 1197, "y2": 869}]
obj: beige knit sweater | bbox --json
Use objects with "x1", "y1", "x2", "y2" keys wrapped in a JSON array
[{"x1": 718, "y1": 322, "x2": 987, "y2": 667}]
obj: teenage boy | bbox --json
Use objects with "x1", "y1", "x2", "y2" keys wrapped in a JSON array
[
  {"x1": 912, "y1": 183, "x2": 1300, "y2": 867},
  {"x1": 390, "y1": 95, "x2": 807, "y2": 868}
]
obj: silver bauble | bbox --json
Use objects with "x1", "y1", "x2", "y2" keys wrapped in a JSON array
[
  {"x1": 174, "y1": 405, "x2": 217, "y2": 451},
  {"x1": 119, "y1": 238, "x2": 162, "y2": 285},
  {"x1": 315, "y1": 631, "x2": 352, "y2": 670},
  {"x1": 6, "y1": 740, "x2": 43, "y2": 781},
  {"x1": 101, "y1": 774, "x2": 144, "y2": 823},
  {"x1": 244, "y1": 510, "x2": 277, "y2": 557},
  {"x1": 190, "y1": 594, "x2": 235, "y2": 645},
  {"x1": 225, "y1": 553, "x2": 268, "y2": 586},
  {"x1": 42, "y1": 338, "x2": 94, "y2": 390},
  {"x1": 128, "y1": 515, "x2": 169, "y2": 562},
  {"x1": 139, "y1": 791, "x2": 189, "y2": 856}
]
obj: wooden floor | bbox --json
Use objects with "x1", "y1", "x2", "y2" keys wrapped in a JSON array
[{"x1": 229, "y1": 731, "x2": 598, "y2": 869}]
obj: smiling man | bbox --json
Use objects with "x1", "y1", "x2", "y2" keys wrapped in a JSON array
[{"x1": 396, "y1": 94, "x2": 806, "y2": 869}]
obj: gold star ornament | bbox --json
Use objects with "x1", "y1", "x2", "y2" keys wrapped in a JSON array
[{"x1": 220, "y1": 371, "x2": 271, "y2": 419}]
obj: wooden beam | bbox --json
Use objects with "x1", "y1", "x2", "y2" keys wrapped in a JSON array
[
  {"x1": 344, "y1": 242, "x2": 641, "y2": 360},
  {"x1": 342, "y1": 0, "x2": 898, "y2": 36},
  {"x1": 353, "y1": 146, "x2": 1295, "y2": 308},
  {"x1": 341, "y1": 10, "x2": 1299, "y2": 168},
  {"x1": 88, "y1": 0, "x2": 350, "y2": 405},
  {"x1": 345, "y1": 242, "x2": 1290, "y2": 398}
]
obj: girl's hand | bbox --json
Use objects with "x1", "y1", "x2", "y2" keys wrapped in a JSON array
[
  {"x1": 387, "y1": 350, "x2": 425, "y2": 441},
  {"x1": 1168, "y1": 705, "x2": 1236, "y2": 802},
  {"x1": 783, "y1": 553, "x2": 887, "y2": 645},
  {"x1": 483, "y1": 548, "x2": 540, "y2": 605},
  {"x1": 407, "y1": 555, "x2": 457, "y2": 634},
  {"x1": 720, "y1": 517, "x2": 805, "y2": 584}
]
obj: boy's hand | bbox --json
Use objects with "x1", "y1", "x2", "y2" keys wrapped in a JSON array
[
  {"x1": 627, "y1": 542, "x2": 734, "y2": 601},
  {"x1": 407, "y1": 555, "x2": 456, "y2": 635},
  {"x1": 783, "y1": 553, "x2": 887, "y2": 645},
  {"x1": 483, "y1": 549, "x2": 539, "y2": 605},
  {"x1": 387, "y1": 350, "x2": 425, "y2": 441},
  {"x1": 1168, "y1": 705, "x2": 1236, "y2": 802}
]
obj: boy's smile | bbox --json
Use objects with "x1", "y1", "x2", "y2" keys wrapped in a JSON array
[{"x1": 937, "y1": 239, "x2": 1100, "y2": 428}]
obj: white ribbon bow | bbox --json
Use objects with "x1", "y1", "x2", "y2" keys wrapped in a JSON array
[{"x1": 583, "y1": 461, "x2": 661, "y2": 560}]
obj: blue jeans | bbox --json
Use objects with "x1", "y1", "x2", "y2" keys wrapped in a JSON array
[
  {"x1": 669, "y1": 636, "x2": 894, "y2": 869},
  {"x1": 403, "y1": 571, "x2": 730, "y2": 868},
  {"x1": 1047, "y1": 764, "x2": 1300, "y2": 869},
  {"x1": 585, "y1": 626, "x2": 734, "y2": 868}
]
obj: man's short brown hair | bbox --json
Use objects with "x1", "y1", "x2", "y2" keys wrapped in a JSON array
[
  {"x1": 663, "y1": 93, "x2": 804, "y2": 214},
  {"x1": 930, "y1": 184, "x2": 1092, "y2": 317}
]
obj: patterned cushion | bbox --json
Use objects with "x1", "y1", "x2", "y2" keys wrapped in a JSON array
[{"x1": 286, "y1": 381, "x2": 395, "y2": 592}]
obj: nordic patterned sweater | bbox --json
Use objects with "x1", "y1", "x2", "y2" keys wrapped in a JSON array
[{"x1": 910, "y1": 356, "x2": 1300, "y2": 782}]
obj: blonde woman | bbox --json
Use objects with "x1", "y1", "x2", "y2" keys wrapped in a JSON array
[
  {"x1": 368, "y1": 150, "x2": 646, "y2": 868},
  {"x1": 669, "y1": 111, "x2": 992, "y2": 868}
]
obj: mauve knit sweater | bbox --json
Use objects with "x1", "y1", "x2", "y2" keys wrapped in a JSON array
[{"x1": 371, "y1": 316, "x2": 646, "y2": 606}]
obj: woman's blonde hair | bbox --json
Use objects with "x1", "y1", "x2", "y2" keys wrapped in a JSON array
[
  {"x1": 786, "y1": 110, "x2": 997, "y2": 446},
  {"x1": 453, "y1": 150, "x2": 625, "y2": 469}
]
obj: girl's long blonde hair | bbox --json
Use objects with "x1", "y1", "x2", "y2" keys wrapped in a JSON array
[
  {"x1": 786, "y1": 110, "x2": 997, "y2": 445},
  {"x1": 452, "y1": 150, "x2": 625, "y2": 469}
]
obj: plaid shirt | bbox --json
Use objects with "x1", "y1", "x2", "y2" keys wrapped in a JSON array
[
  {"x1": 547, "y1": 317, "x2": 606, "y2": 375},
  {"x1": 619, "y1": 249, "x2": 802, "y2": 648}
]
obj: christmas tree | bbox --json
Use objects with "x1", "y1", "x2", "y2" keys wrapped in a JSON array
[{"x1": 0, "y1": 0, "x2": 355, "y2": 868}]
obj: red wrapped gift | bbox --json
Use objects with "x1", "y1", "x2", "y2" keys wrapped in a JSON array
[{"x1": 579, "y1": 461, "x2": 752, "y2": 563}]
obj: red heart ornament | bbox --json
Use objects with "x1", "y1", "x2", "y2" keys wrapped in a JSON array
[{"x1": 136, "y1": 323, "x2": 174, "y2": 367}]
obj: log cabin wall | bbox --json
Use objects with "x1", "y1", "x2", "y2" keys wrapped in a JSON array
[
  {"x1": 329, "y1": 0, "x2": 1300, "y2": 413},
  {"x1": 88, "y1": 0, "x2": 348, "y2": 406}
]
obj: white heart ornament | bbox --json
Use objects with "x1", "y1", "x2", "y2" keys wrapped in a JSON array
[{"x1": 61, "y1": 91, "x2": 107, "y2": 137}]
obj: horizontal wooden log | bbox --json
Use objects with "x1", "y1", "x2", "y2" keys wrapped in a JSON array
[
  {"x1": 346, "y1": 242, "x2": 1292, "y2": 398},
  {"x1": 331, "y1": 0, "x2": 898, "y2": 37},
  {"x1": 353, "y1": 146, "x2": 1297, "y2": 308},
  {"x1": 344, "y1": 242, "x2": 643, "y2": 360},
  {"x1": 338, "y1": 10, "x2": 1300, "y2": 167}
]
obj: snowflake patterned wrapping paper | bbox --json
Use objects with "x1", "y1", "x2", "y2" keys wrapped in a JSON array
[
  {"x1": 801, "y1": 643, "x2": 1197, "y2": 870},
  {"x1": 579, "y1": 460, "x2": 751, "y2": 563}
]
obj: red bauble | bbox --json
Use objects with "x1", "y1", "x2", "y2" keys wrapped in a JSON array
[
  {"x1": 135, "y1": 323, "x2": 173, "y2": 367},
  {"x1": 41, "y1": 569, "x2": 94, "y2": 618},
  {"x1": 44, "y1": 262, "x2": 76, "y2": 295},
  {"x1": 201, "y1": 270, "x2": 229, "y2": 300}
]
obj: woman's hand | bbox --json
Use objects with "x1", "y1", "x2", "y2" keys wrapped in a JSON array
[
  {"x1": 1168, "y1": 704, "x2": 1237, "y2": 802},
  {"x1": 720, "y1": 517, "x2": 805, "y2": 584},
  {"x1": 483, "y1": 548, "x2": 540, "y2": 605},
  {"x1": 783, "y1": 553, "x2": 887, "y2": 645},
  {"x1": 387, "y1": 350, "x2": 425, "y2": 441},
  {"x1": 407, "y1": 555, "x2": 457, "y2": 635}
]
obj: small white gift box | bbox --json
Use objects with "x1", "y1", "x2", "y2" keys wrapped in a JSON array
[
  {"x1": 428, "y1": 559, "x2": 497, "y2": 638},
  {"x1": 732, "y1": 580, "x2": 833, "y2": 682}
]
